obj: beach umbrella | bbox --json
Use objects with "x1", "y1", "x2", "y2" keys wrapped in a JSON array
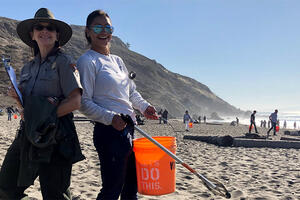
[{"x1": 121, "y1": 114, "x2": 231, "y2": 198}]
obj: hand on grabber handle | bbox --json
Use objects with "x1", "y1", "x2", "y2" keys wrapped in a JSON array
[
  {"x1": 143, "y1": 106, "x2": 158, "y2": 120},
  {"x1": 112, "y1": 114, "x2": 127, "y2": 131}
]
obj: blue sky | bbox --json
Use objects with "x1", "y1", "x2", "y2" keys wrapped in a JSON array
[{"x1": 1, "y1": 0, "x2": 300, "y2": 113}]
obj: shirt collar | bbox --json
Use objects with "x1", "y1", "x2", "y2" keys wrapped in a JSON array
[{"x1": 33, "y1": 48, "x2": 60, "y2": 64}]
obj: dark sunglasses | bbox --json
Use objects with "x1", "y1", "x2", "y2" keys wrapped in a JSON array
[
  {"x1": 89, "y1": 25, "x2": 114, "y2": 34},
  {"x1": 33, "y1": 24, "x2": 57, "y2": 32}
]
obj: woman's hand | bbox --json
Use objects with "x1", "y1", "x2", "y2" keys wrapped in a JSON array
[
  {"x1": 143, "y1": 106, "x2": 158, "y2": 120},
  {"x1": 112, "y1": 114, "x2": 127, "y2": 131},
  {"x1": 56, "y1": 88, "x2": 81, "y2": 117}
]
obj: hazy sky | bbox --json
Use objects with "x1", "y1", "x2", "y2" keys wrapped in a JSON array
[{"x1": 1, "y1": 0, "x2": 300, "y2": 113}]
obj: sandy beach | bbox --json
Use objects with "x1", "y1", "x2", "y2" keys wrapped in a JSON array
[{"x1": 0, "y1": 114, "x2": 299, "y2": 200}]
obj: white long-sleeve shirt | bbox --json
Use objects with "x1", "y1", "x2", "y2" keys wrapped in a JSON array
[{"x1": 77, "y1": 50, "x2": 150, "y2": 125}]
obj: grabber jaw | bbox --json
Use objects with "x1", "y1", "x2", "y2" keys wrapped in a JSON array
[
  {"x1": 196, "y1": 172, "x2": 231, "y2": 199},
  {"x1": 226, "y1": 192, "x2": 231, "y2": 199},
  {"x1": 1, "y1": 55, "x2": 11, "y2": 69},
  {"x1": 204, "y1": 178, "x2": 231, "y2": 199}
]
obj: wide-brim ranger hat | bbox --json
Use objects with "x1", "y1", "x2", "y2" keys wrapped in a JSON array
[{"x1": 17, "y1": 8, "x2": 72, "y2": 47}]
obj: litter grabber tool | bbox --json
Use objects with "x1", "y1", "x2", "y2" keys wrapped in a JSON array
[{"x1": 121, "y1": 114, "x2": 231, "y2": 198}]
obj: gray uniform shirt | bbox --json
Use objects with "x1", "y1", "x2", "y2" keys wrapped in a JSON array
[{"x1": 19, "y1": 51, "x2": 82, "y2": 99}]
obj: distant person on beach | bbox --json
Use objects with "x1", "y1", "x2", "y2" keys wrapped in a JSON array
[
  {"x1": 236, "y1": 117, "x2": 239, "y2": 125},
  {"x1": 283, "y1": 120, "x2": 287, "y2": 129},
  {"x1": 162, "y1": 109, "x2": 168, "y2": 124},
  {"x1": 294, "y1": 121, "x2": 297, "y2": 129},
  {"x1": 158, "y1": 109, "x2": 163, "y2": 124},
  {"x1": 14, "y1": 107, "x2": 19, "y2": 115},
  {"x1": 183, "y1": 110, "x2": 192, "y2": 131},
  {"x1": 268, "y1": 120, "x2": 271, "y2": 128},
  {"x1": 203, "y1": 115, "x2": 206, "y2": 123},
  {"x1": 249, "y1": 110, "x2": 258, "y2": 133},
  {"x1": 76, "y1": 10, "x2": 158, "y2": 200},
  {"x1": 0, "y1": 8, "x2": 84, "y2": 199},
  {"x1": 267, "y1": 109, "x2": 278, "y2": 137},
  {"x1": 263, "y1": 120, "x2": 267, "y2": 128},
  {"x1": 198, "y1": 116, "x2": 201, "y2": 123},
  {"x1": 6, "y1": 106, "x2": 14, "y2": 121}
]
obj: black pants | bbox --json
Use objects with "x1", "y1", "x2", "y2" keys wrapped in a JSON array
[
  {"x1": 0, "y1": 134, "x2": 72, "y2": 200},
  {"x1": 93, "y1": 123, "x2": 137, "y2": 200},
  {"x1": 249, "y1": 122, "x2": 258, "y2": 133},
  {"x1": 267, "y1": 122, "x2": 277, "y2": 135}
]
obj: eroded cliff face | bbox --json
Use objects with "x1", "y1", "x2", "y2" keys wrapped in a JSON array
[{"x1": 0, "y1": 17, "x2": 244, "y2": 118}]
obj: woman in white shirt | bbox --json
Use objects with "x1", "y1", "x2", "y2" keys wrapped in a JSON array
[{"x1": 77, "y1": 10, "x2": 157, "y2": 200}]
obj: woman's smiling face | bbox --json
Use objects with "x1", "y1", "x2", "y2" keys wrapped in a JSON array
[
  {"x1": 31, "y1": 22, "x2": 58, "y2": 49},
  {"x1": 87, "y1": 15, "x2": 113, "y2": 52}
]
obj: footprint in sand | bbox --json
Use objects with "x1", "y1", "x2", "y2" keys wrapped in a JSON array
[{"x1": 230, "y1": 189, "x2": 244, "y2": 198}]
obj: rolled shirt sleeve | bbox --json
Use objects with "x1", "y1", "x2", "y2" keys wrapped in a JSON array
[{"x1": 56, "y1": 54, "x2": 83, "y2": 97}]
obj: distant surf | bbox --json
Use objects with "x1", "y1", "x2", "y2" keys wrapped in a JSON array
[{"x1": 214, "y1": 112, "x2": 300, "y2": 130}]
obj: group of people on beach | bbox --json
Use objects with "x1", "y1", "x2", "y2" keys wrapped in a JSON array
[
  {"x1": 182, "y1": 111, "x2": 206, "y2": 131},
  {"x1": 157, "y1": 109, "x2": 168, "y2": 124},
  {"x1": 5, "y1": 105, "x2": 18, "y2": 121},
  {"x1": 0, "y1": 8, "x2": 158, "y2": 200},
  {"x1": 248, "y1": 109, "x2": 279, "y2": 137},
  {"x1": 157, "y1": 108, "x2": 209, "y2": 132},
  {"x1": 182, "y1": 111, "x2": 208, "y2": 131},
  {"x1": 259, "y1": 119, "x2": 267, "y2": 128}
]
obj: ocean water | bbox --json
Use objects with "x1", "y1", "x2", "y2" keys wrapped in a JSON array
[{"x1": 213, "y1": 112, "x2": 300, "y2": 130}]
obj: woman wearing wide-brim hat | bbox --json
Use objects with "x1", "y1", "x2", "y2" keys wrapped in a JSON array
[{"x1": 0, "y1": 8, "x2": 85, "y2": 199}]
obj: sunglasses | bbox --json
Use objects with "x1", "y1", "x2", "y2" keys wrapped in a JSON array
[
  {"x1": 33, "y1": 24, "x2": 57, "y2": 32},
  {"x1": 89, "y1": 25, "x2": 114, "y2": 34}
]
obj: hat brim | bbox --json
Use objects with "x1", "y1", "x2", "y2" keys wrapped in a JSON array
[{"x1": 17, "y1": 18, "x2": 72, "y2": 47}]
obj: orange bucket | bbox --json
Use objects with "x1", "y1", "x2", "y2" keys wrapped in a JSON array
[
  {"x1": 13, "y1": 114, "x2": 18, "y2": 119},
  {"x1": 276, "y1": 125, "x2": 279, "y2": 132},
  {"x1": 188, "y1": 122, "x2": 193, "y2": 128},
  {"x1": 133, "y1": 136, "x2": 176, "y2": 195}
]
